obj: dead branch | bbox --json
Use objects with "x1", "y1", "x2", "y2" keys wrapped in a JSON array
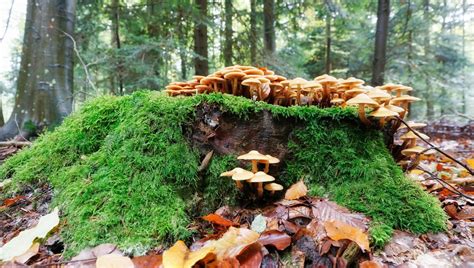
[{"x1": 0, "y1": 141, "x2": 31, "y2": 147}]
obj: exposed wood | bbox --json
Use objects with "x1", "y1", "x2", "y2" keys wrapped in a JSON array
[{"x1": 371, "y1": 0, "x2": 390, "y2": 86}]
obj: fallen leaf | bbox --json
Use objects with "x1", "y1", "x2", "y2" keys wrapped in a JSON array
[
  {"x1": 250, "y1": 214, "x2": 267, "y2": 233},
  {"x1": 0, "y1": 207, "x2": 60, "y2": 261},
  {"x1": 198, "y1": 150, "x2": 214, "y2": 172},
  {"x1": 162, "y1": 240, "x2": 214, "y2": 268},
  {"x1": 410, "y1": 169, "x2": 424, "y2": 175},
  {"x1": 12, "y1": 242, "x2": 39, "y2": 264},
  {"x1": 96, "y1": 254, "x2": 134, "y2": 268},
  {"x1": 360, "y1": 260, "x2": 383, "y2": 268},
  {"x1": 208, "y1": 227, "x2": 260, "y2": 261},
  {"x1": 258, "y1": 230, "x2": 291, "y2": 250},
  {"x1": 312, "y1": 199, "x2": 368, "y2": 230},
  {"x1": 202, "y1": 213, "x2": 237, "y2": 227},
  {"x1": 444, "y1": 204, "x2": 458, "y2": 219},
  {"x1": 285, "y1": 180, "x2": 307, "y2": 200},
  {"x1": 457, "y1": 206, "x2": 474, "y2": 220},
  {"x1": 323, "y1": 220, "x2": 370, "y2": 252},
  {"x1": 132, "y1": 255, "x2": 162, "y2": 268},
  {"x1": 236, "y1": 243, "x2": 263, "y2": 268},
  {"x1": 466, "y1": 158, "x2": 474, "y2": 169},
  {"x1": 2, "y1": 196, "x2": 26, "y2": 208},
  {"x1": 68, "y1": 243, "x2": 122, "y2": 268}
]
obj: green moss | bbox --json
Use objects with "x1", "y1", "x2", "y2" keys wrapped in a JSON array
[
  {"x1": 0, "y1": 91, "x2": 446, "y2": 256},
  {"x1": 283, "y1": 119, "x2": 447, "y2": 243}
]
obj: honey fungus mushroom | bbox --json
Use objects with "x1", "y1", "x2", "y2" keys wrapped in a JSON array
[
  {"x1": 238, "y1": 150, "x2": 269, "y2": 172},
  {"x1": 370, "y1": 105, "x2": 399, "y2": 127},
  {"x1": 257, "y1": 154, "x2": 280, "y2": 173},
  {"x1": 249, "y1": 172, "x2": 275, "y2": 197},
  {"x1": 220, "y1": 167, "x2": 253, "y2": 189},
  {"x1": 264, "y1": 183, "x2": 283, "y2": 195},
  {"x1": 346, "y1": 93, "x2": 379, "y2": 126}
]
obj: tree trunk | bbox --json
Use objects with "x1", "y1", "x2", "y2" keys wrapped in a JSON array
[
  {"x1": 250, "y1": 0, "x2": 257, "y2": 64},
  {"x1": 194, "y1": 0, "x2": 209, "y2": 75},
  {"x1": 263, "y1": 0, "x2": 275, "y2": 54},
  {"x1": 111, "y1": 0, "x2": 124, "y2": 95},
  {"x1": 423, "y1": 0, "x2": 434, "y2": 120},
  {"x1": 371, "y1": 0, "x2": 390, "y2": 86},
  {"x1": 462, "y1": 0, "x2": 466, "y2": 113},
  {"x1": 0, "y1": 0, "x2": 76, "y2": 140},
  {"x1": 325, "y1": 13, "x2": 331, "y2": 74},
  {"x1": 224, "y1": 0, "x2": 233, "y2": 66},
  {"x1": 178, "y1": 4, "x2": 188, "y2": 79}
]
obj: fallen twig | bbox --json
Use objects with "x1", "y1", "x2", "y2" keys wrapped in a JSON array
[
  {"x1": 0, "y1": 141, "x2": 31, "y2": 147},
  {"x1": 418, "y1": 166, "x2": 474, "y2": 202},
  {"x1": 397, "y1": 117, "x2": 474, "y2": 175}
]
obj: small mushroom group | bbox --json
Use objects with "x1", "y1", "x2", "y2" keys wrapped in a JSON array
[
  {"x1": 395, "y1": 121, "x2": 434, "y2": 168},
  {"x1": 220, "y1": 150, "x2": 283, "y2": 198}
]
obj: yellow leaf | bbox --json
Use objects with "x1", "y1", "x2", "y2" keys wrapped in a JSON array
[
  {"x1": 12, "y1": 242, "x2": 39, "y2": 264},
  {"x1": 410, "y1": 169, "x2": 424, "y2": 175},
  {"x1": 0, "y1": 207, "x2": 60, "y2": 261},
  {"x1": 96, "y1": 253, "x2": 134, "y2": 268},
  {"x1": 209, "y1": 227, "x2": 260, "y2": 261},
  {"x1": 162, "y1": 240, "x2": 214, "y2": 268},
  {"x1": 284, "y1": 180, "x2": 308, "y2": 200},
  {"x1": 323, "y1": 220, "x2": 370, "y2": 252},
  {"x1": 466, "y1": 159, "x2": 474, "y2": 170}
]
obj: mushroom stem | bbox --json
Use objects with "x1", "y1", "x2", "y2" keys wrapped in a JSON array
[
  {"x1": 231, "y1": 79, "x2": 238, "y2": 95},
  {"x1": 251, "y1": 160, "x2": 258, "y2": 173},
  {"x1": 399, "y1": 102, "x2": 409, "y2": 118},
  {"x1": 409, "y1": 138, "x2": 416, "y2": 147},
  {"x1": 379, "y1": 117, "x2": 386, "y2": 128},
  {"x1": 296, "y1": 85, "x2": 302, "y2": 105},
  {"x1": 358, "y1": 104, "x2": 371, "y2": 126},
  {"x1": 264, "y1": 163, "x2": 270, "y2": 173},
  {"x1": 257, "y1": 182, "x2": 263, "y2": 197},
  {"x1": 235, "y1": 181, "x2": 243, "y2": 189}
]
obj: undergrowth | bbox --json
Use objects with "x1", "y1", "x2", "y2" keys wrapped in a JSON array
[{"x1": 0, "y1": 91, "x2": 446, "y2": 256}]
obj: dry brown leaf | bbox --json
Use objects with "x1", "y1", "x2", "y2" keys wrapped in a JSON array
[
  {"x1": 96, "y1": 254, "x2": 134, "y2": 268},
  {"x1": 207, "y1": 227, "x2": 260, "y2": 261},
  {"x1": 162, "y1": 240, "x2": 214, "y2": 268},
  {"x1": 466, "y1": 158, "x2": 474, "y2": 169},
  {"x1": 258, "y1": 230, "x2": 291, "y2": 250},
  {"x1": 359, "y1": 260, "x2": 383, "y2": 268},
  {"x1": 285, "y1": 180, "x2": 308, "y2": 200},
  {"x1": 323, "y1": 220, "x2": 370, "y2": 252},
  {"x1": 312, "y1": 199, "x2": 368, "y2": 230},
  {"x1": 132, "y1": 255, "x2": 162, "y2": 268}
]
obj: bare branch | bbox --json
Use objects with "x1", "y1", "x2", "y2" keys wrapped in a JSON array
[{"x1": 0, "y1": 0, "x2": 15, "y2": 43}]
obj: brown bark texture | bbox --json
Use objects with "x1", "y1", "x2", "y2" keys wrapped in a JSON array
[
  {"x1": 0, "y1": 0, "x2": 76, "y2": 140},
  {"x1": 194, "y1": 0, "x2": 209, "y2": 75},
  {"x1": 371, "y1": 0, "x2": 390, "y2": 86}
]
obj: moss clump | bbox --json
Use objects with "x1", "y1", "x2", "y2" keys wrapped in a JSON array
[{"x1": 0, "y1": 91, "x2": 446, "y2": 256}]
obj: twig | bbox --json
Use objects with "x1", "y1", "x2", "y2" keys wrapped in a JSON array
[
  {"x1": 418, "y1": 166, "x2": 474, "y2": 202},
  {"x1": 0, "y1": 141, "x2": 31, "y2": 146},
  {"x1": 56, "y1": 28, "x2": 98, "y2": 94},
  {"x1": 397, "y1": 116, "x2": 474, "y2": 175},
  {"x1": 0, "y1": 0, "x2": 14, "y2": 42}
]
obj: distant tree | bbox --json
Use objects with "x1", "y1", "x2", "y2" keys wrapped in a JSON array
[
  {"x1": 372, "y1": 0, "x2": 390, "y2": 86},
  {"x1": 250, "y1": 0, "x2": 258, "y2": 64},
  {"x1": 224, "y1": 0, "x2": 233, "y2": 66},
  {"x1": 263, "y1": 0, "x2": 275, "y2": 54},
  {"x1": 0, "y1": 0, "x2": 76, "y2": 140},
  {"x1": 194, "y1": 0, "x2": 209, "y2": 75}
]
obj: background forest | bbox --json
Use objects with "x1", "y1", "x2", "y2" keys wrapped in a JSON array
[{"x1": 0, "y1": 0, "x2": 473, "y2": 139}]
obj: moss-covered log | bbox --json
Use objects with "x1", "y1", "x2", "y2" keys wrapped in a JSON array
[{"x1": 0, "y1": 91, "x2": 446, "y2": 256}]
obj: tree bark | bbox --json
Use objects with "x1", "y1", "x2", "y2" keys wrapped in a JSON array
[
  {"x1": 371, "y1": 0, "x2": 390, "y2": 86},
  {"x1": 0, "y1": 0, "x2": 76, "y2": 140},
  {"x1": 178, "y1": 4, "x2": 188, "y2": 79},
  {"x1": 250, "y1": 0, "x2": 257, "y2": 64},
  {"x1": 111, "y1": 0, "x2": 124, "y2": 95},
  {"x1": 224, "y1": 0, "x2": 233, "y2": 66},
  {"x1": 263, "y1": 0, "x2": 276, "y2": 54},
  {"x1": 194, "y1": 0, "x2": 209, "y2": 75},
  {"x1": 423, "y1": 0, "x2": 434, "y2": 120},
  {"x1": 325, "y1": 13, "x2": 331, "y2": 74}
]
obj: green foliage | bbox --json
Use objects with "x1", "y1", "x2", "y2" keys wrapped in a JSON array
[
  {"x1": 283, "y1": 118, "x2": 447, "y2": 245},
  {"x1": 0, "y1": 92, "x2": 446, "y2": 256}
]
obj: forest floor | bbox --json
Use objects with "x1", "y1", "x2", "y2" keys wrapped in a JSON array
[{"x1": 0, "y1": 121, "x2": 473, "y2": 267}]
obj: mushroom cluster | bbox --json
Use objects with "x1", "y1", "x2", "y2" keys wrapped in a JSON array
[
  {"x1": 164, "y1": 66, "x2": 421, "y2": 128},
  {"x1": 396, "y1": 121, "x2": 434, "y2": 167},
  {"x1": 220, "y1": 150, "x2": 283, "y2": 198}
]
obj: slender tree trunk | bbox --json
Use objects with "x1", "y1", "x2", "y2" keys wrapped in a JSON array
[
  {"x1": 263, "y1": 0, "x2": 275, "y2": 54},
  {"x1": 250, "y1": 0, "x2": 257, "y2": 64},
  {"x1": 111, "y1": 0, "x2": 124, "y2": 95},
  {"x1": 178, "y1": 5, "x2": 187, "y2": 79},
  {"x1": 224, "y1": 0, "x2": 233, "y2": 66},
  {"x1": 462, "y1": 0, "x2": 466, "y2": 113},
  {"x1": 371, "y1": 0, "x2": 390, "y2": 86},
  {"x1": 194, "y1": 0, "x2": 208, "y2": 75},
  {"x1": 0, "y1": 0, "x2": 76, "y2": 140},
  {"x1": 325, "y1": 13, "x2": 331, "y2": 74},
  {"x1": 423, "y1": 0, "x2": 434, "y2": 120},
  {"x1": 0, "y1": 90, "x2": 4, "y2": 127},
  {"x1": 406, "y1": 0, "x2": 413, "y2": 82}
]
